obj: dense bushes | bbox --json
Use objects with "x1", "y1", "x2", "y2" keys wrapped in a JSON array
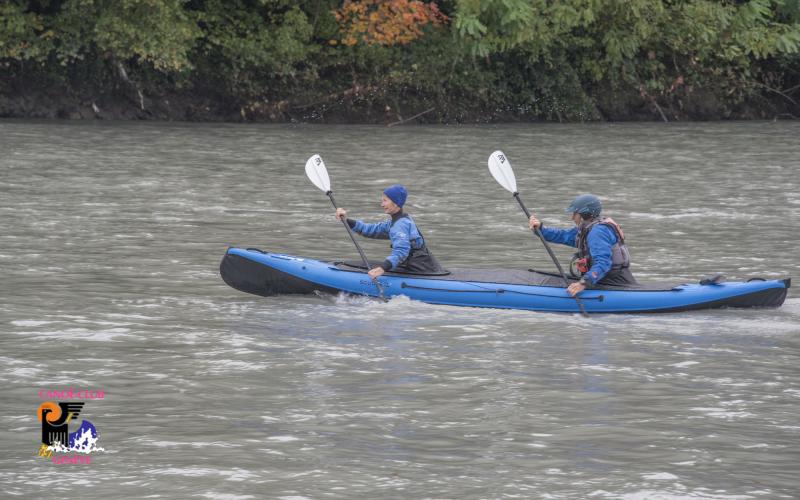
[{"x1": 1, "y1": 0, "x2": 798, "y2": 121}]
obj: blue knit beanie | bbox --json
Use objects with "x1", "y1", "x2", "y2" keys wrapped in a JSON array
[{"x1": 383, "y1": 184, "x2": 407, "y2": 208}]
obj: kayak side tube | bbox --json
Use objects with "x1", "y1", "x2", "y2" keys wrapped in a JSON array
[{"x1": 220, "y1": 248, "x2": 790, "y2": 313}]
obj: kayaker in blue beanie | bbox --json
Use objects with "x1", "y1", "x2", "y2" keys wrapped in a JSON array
[
  {"x1": 528, "y1": 194, "x2": 636, "y2": 296},
  {"x1": 335, "y1": 184, "x2": 445, "y2": 278}
]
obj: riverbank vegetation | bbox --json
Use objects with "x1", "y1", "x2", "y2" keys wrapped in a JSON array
[{"x1": 2, "y1": 0, "x2": 799, "y2": 122}]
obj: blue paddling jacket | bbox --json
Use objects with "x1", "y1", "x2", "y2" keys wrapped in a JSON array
[
  {"x1": 540, "y1": 220, "x2": 629, "y2": 285},
  {"x1": 347, "y1": 212, "x2": 444, "y2": 274}
]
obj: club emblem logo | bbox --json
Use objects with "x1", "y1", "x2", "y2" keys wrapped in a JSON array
[{"x1": 36, "y1": 398, "x2": 102, "y2": 463}]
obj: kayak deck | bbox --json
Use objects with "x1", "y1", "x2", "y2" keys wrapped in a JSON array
[
  {"x1": 334, "y1": 260, "x2": 677, "y2": 290},
  {"x1": 220, "y1": 247, "x2": 790, "y2": 313}
]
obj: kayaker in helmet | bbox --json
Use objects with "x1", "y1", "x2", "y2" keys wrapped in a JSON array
[
  {"x1": 335, "y1": 184, "x2": 445, "y2": 279},
  {"x1": 528, "y1": 194, "x2": 635, "y2": 296}
]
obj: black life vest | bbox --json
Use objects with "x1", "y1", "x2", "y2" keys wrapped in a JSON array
[
  {"x1": 570, "y1": 217, "x2": 631, "y2": 278},
  {"x1": 391, "y1": 213, "x2": 447, "y2": 275}
]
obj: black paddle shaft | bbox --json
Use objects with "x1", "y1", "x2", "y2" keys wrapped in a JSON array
[
  {"x1": 327, "y1": 191, "x2": 386, "y2": 300},
  {"x1": 513, "y1": 193, "x2": 588, "y2": 316}
]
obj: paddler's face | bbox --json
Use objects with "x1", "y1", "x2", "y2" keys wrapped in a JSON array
[
  {"x1": 381, "y1": 194, "x2": 400, "y2": 214},
  {"x1": 571, "y1": 212, "x2": 582, "y2": 225}
]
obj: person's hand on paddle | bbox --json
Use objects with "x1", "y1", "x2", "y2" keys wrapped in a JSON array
[
  {"x1": 335, "y1": 207, "x2": 347, "y2": 221},
  {"x1": 567, "y1": 281, "x2": 586, "y2": 297},
  {"x1": 487, "y1": 150, "x2": 587, "y2": 316},
  {"x1": 368, "y1": 267, "x2": 385, "y2": 280}
]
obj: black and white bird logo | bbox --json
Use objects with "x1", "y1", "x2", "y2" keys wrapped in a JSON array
[{"x1": 37, "y1": 401, "x2": 85, "y2": 446}]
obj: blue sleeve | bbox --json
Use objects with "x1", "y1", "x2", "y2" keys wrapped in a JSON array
[
  {"x1": 385, "y1": 219, "x2": 412, "y2": 269},
  {"x1": 585, "y1": 225, "x2": 617, "y2": 284},
  {"x1": 539, "y1": 226, "x2": 579, "y2": 247},
  {"x1": 351, "y1": 219, "x2": 391, "y2": 239}
]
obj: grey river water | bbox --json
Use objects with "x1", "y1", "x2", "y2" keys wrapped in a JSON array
[{"x1": 1, "y1": 120, "x2": 799, "y2": 499}]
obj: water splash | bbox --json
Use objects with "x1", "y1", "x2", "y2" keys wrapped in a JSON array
[{"x1": 47, "y1": 420, "x2": 104, "y2": 454}]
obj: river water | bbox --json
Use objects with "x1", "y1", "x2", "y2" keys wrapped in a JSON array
[{"x1": 1, "y1": 120, "x2": 798, "y2": 499}]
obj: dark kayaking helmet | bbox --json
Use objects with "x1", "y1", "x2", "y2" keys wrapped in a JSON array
[
  {"x1": 566, "y1": 194, "x2": 602, "y2": 217},
  {"x1": 383, "y1": 184, "x2": 407, "y2": 208}
]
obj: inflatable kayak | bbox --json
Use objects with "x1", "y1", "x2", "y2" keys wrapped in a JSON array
[{"x1": 220, "y1": 247, "x2": 790, "y2": 314}]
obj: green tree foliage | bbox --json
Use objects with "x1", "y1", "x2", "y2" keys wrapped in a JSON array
[
  {"x1": 192, "y1": 0, "x2": 315, "y2": 96},
  {"x1": 1, "y1": 0, "x2": 798, "y2": 120},
  {"x1": 0, "y1": 1, "x2": 53, "y2": 61},
  {"x1": 2, "y1": 0, "x2": 199, "y2": 70}
]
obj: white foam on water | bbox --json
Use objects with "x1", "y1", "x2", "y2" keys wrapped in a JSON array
[
  {"x1": 462, "y1": 325, "x2": 490, "y2": 332},
  {"x1": 6, "y1": 367, "x2": 43, "y2": 378},
  {"x1": 670, "y1": 361, "x2": 699, "y2": 368},
  {"x1": 689, "y1": 407, "x2": 754, "y2": 420},
  {"x1": 567, "y1": 364, "x2": 640, "y2": 375},
  {"x1": 218, "y1": 468, "x2": 259, "y2": 482},
  {"x1": 191, "y1": 205, "x2": 232, "y2": 213},
  {"x1": 145, "y1": 467, "x2": 221, "y2": 477},
  {"x1": 204, "y1": 359, "x2": 268, "y2": 373},
  {"x1": 267, "y1": 436, "x2": 300, "y2": 442},
  {"x1": 141, "y1": 439, "x2": 185, "y2": 448},
  {"x1": 635, "y1": 492, "x2": 727, "y2": 500},
  {"x1": 591, "y1": 487, "x2": 760, "y2": 499},
  {"x1": 73, "y1": 318, "x2": 138, "y2": 327},
  {"x1": 344, "y1": 412, "x2": 402, "y2": 419},
  {"x1": 642, "y1": 472, "x2": 680, "y2": 480},
  {"x1": 10, "y1": 320, "x2": 54, "y2": 327},
  {"x1": 198, "y1": 494, "x2": 255, "y2": 500},
  {"x1": 332, "y1": 292, "x2": 376, "y2": 306},
  {"x1": 629, "y1": 210, "x2": 756, "y2": 220},
  {"x1": 693, "y1": 377, "x2": 753, "y2": 388},
  {"x1": 144, "y1": 439, "x2": 242, "y2": 449},
  {"x1": 284, "y1": 413, "x2": 314, "y2": 423},
  {"x1": 319, "y1": 349, "x2": 361, "y2": 359},
  {"x1": 13, "y1": 327, "x2": 136, "y2": 342}
]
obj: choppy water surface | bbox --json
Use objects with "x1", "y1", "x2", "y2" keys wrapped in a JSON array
[{"x1": 1, "y1": 120, "x2": 798, "y2": 499}]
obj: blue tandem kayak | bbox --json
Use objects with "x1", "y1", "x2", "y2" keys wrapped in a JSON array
[{"x1": 220, "y1": 247, "x2": 790, "y2": 314}]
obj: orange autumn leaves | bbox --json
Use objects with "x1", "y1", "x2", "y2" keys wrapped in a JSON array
[{"x1": 333, "y1": 0, "x2": 448, "y2": 47}]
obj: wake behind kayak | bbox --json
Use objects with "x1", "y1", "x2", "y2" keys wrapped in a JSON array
[{"x1": 220, "y1": 247, "x2": 789, "y2": 314}]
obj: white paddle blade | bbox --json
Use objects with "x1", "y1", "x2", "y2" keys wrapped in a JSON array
[
  {"x1": 305, "y1": 154, "x2": 331, "y2": 192},
  {"x1": 488, "y1": 150, "x2": 517, "y2": 193}
]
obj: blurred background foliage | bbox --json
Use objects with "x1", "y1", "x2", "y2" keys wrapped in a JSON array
[{"x1": 1, "y1": 0, "x2": 798, "y2": 121}]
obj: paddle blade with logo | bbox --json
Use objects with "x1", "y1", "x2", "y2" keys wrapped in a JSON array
[
  {"x1": 305, "y1": 154, "x2": 331, "y2": 193},
  {"x1": 488, "y1": 150, "x2": 518, "y2": 194}
]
